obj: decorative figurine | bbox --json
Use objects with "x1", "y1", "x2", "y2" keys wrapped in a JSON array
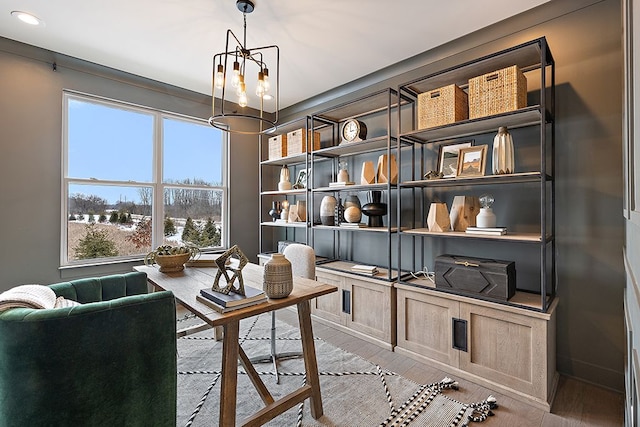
[
  {"x1": 212, "y1": 245, "x2": 249, "y2": 296},
  {"x1": 492, "y1": 126, "x2": 515, "y2": 175}
]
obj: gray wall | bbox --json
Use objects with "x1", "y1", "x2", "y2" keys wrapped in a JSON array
[
  {"x1": 0, "y1": 38, "x2": 259, "y2": 286},
  {"x1": 281, "y1": 0, "x2": 624, "y2": 391}
]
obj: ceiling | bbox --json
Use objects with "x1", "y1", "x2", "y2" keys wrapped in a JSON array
[{"x1": 1, "y1": 0, "x2": 550, "y2": 110}]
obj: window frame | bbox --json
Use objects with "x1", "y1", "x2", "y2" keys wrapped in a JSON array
[{"x1": 61, "y1": 90, "x2": 228, "y2": 267}]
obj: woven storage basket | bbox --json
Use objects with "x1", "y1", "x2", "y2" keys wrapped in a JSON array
[
  {"x1": 468, "y1": 65, "x2": 527, "y2": 119},
  {"x1": 268, "y1": 134, "x2": 287, "y2": 160},
  {"x1": 263, "y1": 254, "x2": 293, "y2": 298},
  {"x1": 286, "y1": 129, "x2": 321, "y2": 155},
  {"x1": 417, "y1": 84, "x2": 469, "y2": 129}
]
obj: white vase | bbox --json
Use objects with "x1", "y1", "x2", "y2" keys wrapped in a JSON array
[
  {"x1": 337, "y1": 169, "x2": 349, "y2": 183},
  {"x1": 278, "y1": 165, "x2": 292, "y2": 191},
  {"x1": 263, "y1": 254, "x2": 293, "y2": 298},
  {"x1": 476, "y1": 207, "x2": 497, "y2": 228},
  {"x1": 492, "y1": 126, "x2": 515, "y2": 175},
  {"x1": 320, "y1": 195, "x2": 337, "y2": 225}
]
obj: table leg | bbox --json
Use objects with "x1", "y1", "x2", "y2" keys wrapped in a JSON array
[
  {"x1": 297, "y1": 300, "x2": 323, "y2": 419},
  {"x1": 220, "y1": 321, "x2": 240, "y2": 426}
]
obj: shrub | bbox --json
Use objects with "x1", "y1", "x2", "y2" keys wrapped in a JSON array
[
  {"x1": 126, "y1": 217, "x2": 152, "y2": 249},
  {"x1": 74, "y1": 223, "x2": 118, "y2": 259},
  {"x1": 109, "y1": 211, "x2": 119, "y2": 223},
  {"x1": 164, "y1": 217, "x2": 177, "y2": 237}
]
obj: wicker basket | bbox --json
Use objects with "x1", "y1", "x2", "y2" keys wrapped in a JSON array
[
  {"x1": 268, "y1": 134, "x2": 287, "y2": 160},
  {"x1": 286, "y1": 129, "x2": 321, "y2": 155},
  {"x1": 417, "y1": 84, "x2": 469, "y2": 129},
  {"x1": 468, "y1": 65, "x2": 527, "y2": 119}
]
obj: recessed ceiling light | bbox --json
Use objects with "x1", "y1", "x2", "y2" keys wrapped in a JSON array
[{"x1": 11, "y1": 11, "x2": 43, "y2": 26}]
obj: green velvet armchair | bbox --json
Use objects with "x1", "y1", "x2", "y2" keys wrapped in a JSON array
[{"x1": 0, "y1": 272, "x2": 177, "y2": 427}]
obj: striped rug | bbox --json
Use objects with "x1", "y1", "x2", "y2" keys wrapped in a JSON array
[{"x1": 176, "y1": 313, "x2": 497, "y2": 426}]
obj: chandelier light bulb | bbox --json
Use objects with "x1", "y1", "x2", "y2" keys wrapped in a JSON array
[
  {"x1": 236, "y1": 76, "x2": 246, "y2": 97},
  {"x1": 262, "y1": 68, "x2": 270, "y2": 93},
  {"x1": 215, "y1": 64, "x2": 225, "y2": 89},
  {"x1": 256, "y1": 71, "x2": 265, "y2": 97},
  {"x1": 231, "y1": 61, "x2": 241, "y2": 88},
  {"x1": 238, "y1": 91, "x2": 248, "y2": 107}
]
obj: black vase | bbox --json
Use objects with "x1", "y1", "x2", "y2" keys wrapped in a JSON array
[{"x1": 361, "y1": 191, "x2": 387, "y2": 227}]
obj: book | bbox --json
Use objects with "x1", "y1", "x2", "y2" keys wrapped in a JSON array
[
  {"x1": 185, "y1": 253, "x2": 227, "y2": 267},
  {"x1": 339, "y1": 223, "x2": 367, "y2": 228},
  {"x1": 465, "y1": 226, "x2": 507, "y2": 236},
  {"x1": 199, "y1": 286, "x2": 266, "y2": 308},
  {"x1": 351, "y1": 264, "x2": 379, "y2": 275},
  {"x1": 196, "y1": 294, "x2": 265, "y2": 313},
  {"x1": 329, "y1": 181, "x2": 355, "y2": 187}
]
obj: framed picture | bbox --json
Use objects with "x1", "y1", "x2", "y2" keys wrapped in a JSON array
[
  {"x1": 438, "y1": 141, "x2": 472, "y2": 178},
  {"x1": 293, "y1": 168, "x2": 308, "y2": 189},
  {"x1": 457, "y1": 145, "x2": 488, "y2": 177}
]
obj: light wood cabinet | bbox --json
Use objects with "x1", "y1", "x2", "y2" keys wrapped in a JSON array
[
  {"x1": 395, "y1": 283, "x2": 558, "y2": 411},
  {"x1": 312, "y1": 266, "x2": 395, "y2": 350}
]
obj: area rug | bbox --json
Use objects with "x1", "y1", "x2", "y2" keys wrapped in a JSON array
[{"x1": 176, "y1": 313, "x2": 497, "y2": 426}]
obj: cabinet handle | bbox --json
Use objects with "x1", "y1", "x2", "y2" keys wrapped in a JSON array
[
  {"x1": 342, "y1": 289, "x2": 351, "y2": 314},
  {"x1": 454, "y1": 261, "x2": 479, "y2": 268},
  {"x1": 452, "y1": 318, "x2": 468, "y2": 352},
  {"x1": 430, "y1": 90, "x2": 441, "y2": 98}
]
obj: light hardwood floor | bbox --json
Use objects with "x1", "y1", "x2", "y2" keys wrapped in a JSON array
[{"x1": 276, "y1": 310, "x2": 624, "y2": 427}]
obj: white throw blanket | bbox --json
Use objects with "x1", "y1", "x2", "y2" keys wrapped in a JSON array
[{"x1": 0, "y1": 284, "x2": 80, "y2": 312}]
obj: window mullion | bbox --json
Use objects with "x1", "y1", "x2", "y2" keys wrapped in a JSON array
[{"x1": 153, "y1": 112, "x2": 164, "y2": 248}]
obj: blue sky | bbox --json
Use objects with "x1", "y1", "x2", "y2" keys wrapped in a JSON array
[{"x1": 67, "y1": 98, "x2": 224, "y2": 205}]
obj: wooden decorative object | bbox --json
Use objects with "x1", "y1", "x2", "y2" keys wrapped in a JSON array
[
  {"x1": 427, "y1": 203, "x2": 451, "y2": 232},
  {"x1": 361, "y1": 161, "x2": 375, "y2": 184},
  {"x1": 449, "y1": 196, "x2": 480, "y2": 231},
  {"x1": 296, "y1": 200, "x2": 306, "y2": 222},
  {"x1": 376, "y1": 154, "x2": 398, "y2": 184},
  {"x1": 212, "y1": 245, "x2": 249, "y2": 295}
]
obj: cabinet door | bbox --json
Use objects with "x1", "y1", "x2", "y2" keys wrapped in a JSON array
[
  {"x1": 459, "y1": 302, "x2": 553, "y2": 402},
  {"x1": 396, "y1": 288, "x2": 460, "y2": 367},
  {"x1": 346, "y1": 277, "x2": 394, "y2": 343},
  {"x1": 312, "y1": 270, "x2": 344, "y2": 325}
]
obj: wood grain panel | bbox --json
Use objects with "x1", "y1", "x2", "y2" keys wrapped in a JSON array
[
  {"x1": 396, "y1": 288, "x2": 459, "y2": 366},
  {"x1": 312, "y1": 271, "x2": 343, "y2": 325}
]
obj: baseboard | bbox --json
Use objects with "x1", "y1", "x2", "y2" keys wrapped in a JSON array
[{"x1": 557, "y1": 355, "x2": 624, "y2": 393}]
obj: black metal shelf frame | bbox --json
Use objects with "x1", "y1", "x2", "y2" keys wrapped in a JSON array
[{"x1": 396, "y1": 36, "x2": 556, "y2": 313}]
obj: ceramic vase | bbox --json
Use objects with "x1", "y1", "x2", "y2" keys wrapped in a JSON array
[
  {"x1": 268, "y1": 201, "x2": 280, "y2": 222},
  {"x1": 320, "y1": 195, "x2": 337, "y2": 225},
  {"x1": 337, "y1": 169, "x2": 349, "y2": 183},
  {"x1": 361, "y1": 190, "x2": 387, "y2": 227},
  {"x1": 263, "y1": 254, "x2": 293, "y2": 298},
  {"x1": 476, "y1": 207, "x2": 497, "y2": 228},
  {"x1": 492, "y1": 126, "x2": 515, "y2": 175},
  {"x1": 278, "y1": 165, "x2": 292, "y2": 191}
]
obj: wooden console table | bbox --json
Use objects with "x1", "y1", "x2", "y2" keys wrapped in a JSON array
[{"x1": 134, "y1": 263, "x2": 336, "y2": 426}]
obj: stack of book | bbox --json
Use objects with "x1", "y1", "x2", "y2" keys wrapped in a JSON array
[
  {"x1": 329, "y1": 181, "x2": 355, "y2": 187},
  {"x1": 351, "y1": 264, "x2": 379, "y2": 275},
  {"x1": 196, "y1": 287, "x2": 267, "y2": 313},
  {"x1": 465, "y1": 226, "x2": 507, "y2": 236},
  {"x1": 339, "y1": 222, "x2": 367, "y2": 228},
  {"x1": 185, "y1": 253, "x2": 223, "y2": 267}
]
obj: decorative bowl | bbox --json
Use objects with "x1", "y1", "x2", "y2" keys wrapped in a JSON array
[{"x1": 154, "y1": 252, "x2": 191, "y2": 273}]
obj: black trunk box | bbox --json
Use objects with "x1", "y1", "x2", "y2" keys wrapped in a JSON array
[{"x1": 434, "y1": 254, "x2": 516, "y2": 301}]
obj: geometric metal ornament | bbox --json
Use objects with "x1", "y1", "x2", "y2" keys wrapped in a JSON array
[{"x1": 212, "y1": 245, "x2": 249, "y2": 295}]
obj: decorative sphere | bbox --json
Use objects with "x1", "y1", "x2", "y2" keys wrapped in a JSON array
[{"x1": 344, "y1": 206, "x2": 362, "y2": 223}]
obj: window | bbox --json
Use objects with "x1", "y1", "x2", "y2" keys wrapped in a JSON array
[{"x1": 62, "y1": 92, "x2": 227, "y2": 265}]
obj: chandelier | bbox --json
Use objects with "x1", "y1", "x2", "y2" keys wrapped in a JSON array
[{"x1": 209, "y1": 0, "x2": 279, "y2": 135}]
